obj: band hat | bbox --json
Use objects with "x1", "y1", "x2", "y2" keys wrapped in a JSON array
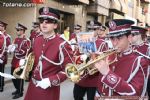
[
  {"x1": 32, "y1": 22, "x2": 40, "y2": 27},
  {"x1": 105, "y1": 19, "x2": 134, "y2": 37},
  {"x1": 74, "y1": 24, "x2": 82, "y2": 29},
  {"x1": 131, "y1": 26, "x2": 147, "y2": 35},
  {"x1": 100, "y1": 25, "x2": 107, "y2": 31},
  {"x1": 16, "y1": 23, "x2": 27, "y2": 30},
  {"x1": 38, "y1": 7, "x2": 60, "y2": 21},
  {"x1": 0, "y1": 21, "x2": 8, "y2": 26},
  {"x1": 87, "y1": 20, "x2": 102, "y2": 29}
]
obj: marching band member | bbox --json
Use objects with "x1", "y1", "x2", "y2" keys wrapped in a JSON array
[
  {"x1": 0, "y1": 21, "x2": 11, "y2": 92},
  {"x1": 29, "y1": 22, "x2": 41, "y2": 47},
  {"x1": 130, "y1": 26, "x2": 150, "y2": 99},
  {"x1": 95, "y1": 24, "x2": 109, "y2": 52},
  {"x1": 24, "y1": 7, "x2": 73, "y2": 100},
  {"x1": 70, "y1": 24, "x2": 82, "y2": 55},
  {"x1": 9, "y1": 23, "x2": 31, "y2": 99},
  {"x1": 94, "y1": 19, "x2": 149, "y2": 98},
  {"x1": 73, "y1": 20, "x2": 108, "y2": 100}
]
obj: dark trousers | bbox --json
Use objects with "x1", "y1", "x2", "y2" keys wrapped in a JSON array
[
  {"x1": 0, "y1": 63, "x2": 4, "y2": 90},
  {"x1": 11, "y1": 68, "x2": 24, "y2": 94},
  {"x1": 73, "y1": 84, "x2": 96, "y2": 100}
]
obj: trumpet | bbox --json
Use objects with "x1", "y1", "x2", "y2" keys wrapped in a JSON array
[
  {"x1": 13, "y1": 52, "x2": 35, "y2": 81},
  {"x1": 65, "y1": 49, "x2": 117, "y2": 83}
]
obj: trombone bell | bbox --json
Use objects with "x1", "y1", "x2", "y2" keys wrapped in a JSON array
[{"x1": 65, "y1": 49, "x2": 117, "y2": 83}]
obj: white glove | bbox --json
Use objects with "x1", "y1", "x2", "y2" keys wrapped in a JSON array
[
  {"x1": 80, "y1": 54, "x2": 88, "y2": 62},
  {"x1": 19, "y1": 59, "x2": 26, "y2": 68},
  {"x1": 0, "y1": 59, "x2": 3, "y2": 64},
  {"x1": 36, "y1": 78, "x2": 51, "y2": 89},
  {"x1": 8, "y1": 44, "x2": 16, "y2": 53},
  {"x1": 0, "y1": 31, "x2": 2, "y2": 35}
]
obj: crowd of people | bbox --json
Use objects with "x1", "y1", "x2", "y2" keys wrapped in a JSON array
[{"x1": 0, "y1": 6, "x2": 150, "y2": 100}]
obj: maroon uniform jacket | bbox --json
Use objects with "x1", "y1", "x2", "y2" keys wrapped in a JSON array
[
  {"x1": 24, "y1": 34, "x2": 73, "y2": 100},
  {"x1": 11, "y1": 37, "x2": 31, "y2": 68},
  {"x1": 97, "y1": 50, "x2": 149, "y2": 96},
  {"x1": 0, "y1": 32, "x2": 11, "y2": 64},
  {"x1": 132, "y1": 42, "x2": 150, "y2": 57},
  {"x1": 132, "y1": 42, "x2": 150, "y2": 79},
  {"x1": 29, "y1": 30, "x2": 41, "y2": 47},
  {"x1": 95, "y1": 37, "x2": 108, "y2": 52}
]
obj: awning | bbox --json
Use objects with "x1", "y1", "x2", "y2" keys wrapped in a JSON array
[
  {"x1": 110, "y1": 0, "x2": 121, "y2": 11},
  {"x1": 119, "y1": 0, "x2": 128, "y2": 13}
]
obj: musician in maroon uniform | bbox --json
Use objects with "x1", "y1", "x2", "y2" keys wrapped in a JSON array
[
  {"x1": 130, "y1": 26, "x2": 150, "y2": 99},
  {"x1": 69, "y1": 24, "x2": 82, "y2": 55},
  {"x1": 24, "y1": 7, "x2": 73, "y2": 100},
  {"x1": 29, "y1": 22, "x2": 41, "y2": 47},
  {"x1": 95, "y1": 24, "x2": 109, "y2": 52},
  {"x1": 73, "y1": 20, "x2": 108, "y2": 100},
  {"x1": 94, "y1": 19, "x2": 149, "y2": 98},
  {"x1": 9, "y1": 23, "x2": 31, "y2": 99},
  {"x1": 0, "y1": 21, "x2": 11, "y2": 92}
]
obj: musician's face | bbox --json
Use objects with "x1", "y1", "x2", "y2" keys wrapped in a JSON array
[
  {"x1": 39, "y1": 18, "x2": 58, "y2": 34},
  {"x1": 110, "y1": 35, "x2": 130, "y2": 53},
  {"x1": 0, "y1": 24, "x2": 5, "y2": 31},
  {"x1": 16, "y1": 29, "x2": 24, "y2": 36},
  {"x1": 130, "y1": 34, "x2": 141, "y2": 45}
]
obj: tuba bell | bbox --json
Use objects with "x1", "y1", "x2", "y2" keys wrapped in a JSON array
[
  {"x1": 13, "y1": 52, "x2": 35, "y2": 81},
  {"x1": 65, "y1": 49, "x2": 117, "y2": 83}
]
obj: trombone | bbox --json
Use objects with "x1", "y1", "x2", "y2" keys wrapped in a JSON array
[{"x1": 65, "y1": 49, "x2": 117, "y2": 83}]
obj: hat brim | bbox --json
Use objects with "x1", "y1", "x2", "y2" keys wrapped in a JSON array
[
  {"x1": 16, "y1": 27, "x2": 24, "y2": 30},
  {"x1": 32, "y1": 25, "x2": 39, "y2": 28},
  {"x1": 38, "y1": 15, "x2": 59, "y2": 21},
  {"x1": 107, "y1": 31, "x2": 129, "y2": 38}
]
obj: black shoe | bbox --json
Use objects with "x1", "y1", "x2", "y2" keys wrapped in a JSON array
[
  {"x1": 12, "y1": 91, "x2": 18, "y2": 95},
  {"x1": 0, "y1": 88, "x2": 3, "y2": 92},
  {"x1": 12, "y1": 93, "x2": 23, "y2": 99}
]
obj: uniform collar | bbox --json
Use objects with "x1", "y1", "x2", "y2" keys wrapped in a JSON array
[
  {"x1": 122, "y1": 47, "x2": 132, "y2": 55},
  {"x1": 118, "y1": 47, "x2": 132, "y2": 57},
  {"x1": 43, "y1": 32, "x2": 56, "y2": 41}
]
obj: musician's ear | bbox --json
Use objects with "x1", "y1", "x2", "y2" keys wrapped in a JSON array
[{"x1": 127, "y1": 34, "x2": 132, "y2": 44}]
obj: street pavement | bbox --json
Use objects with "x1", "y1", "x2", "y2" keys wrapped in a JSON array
[
  {"x1": 0, "y1": 79, "x2": 75, "y2": 100},
  {"x1": 0, "y1": 65, "x2": 78, "y2": 100}
]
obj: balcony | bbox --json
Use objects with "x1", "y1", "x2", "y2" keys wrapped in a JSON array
[
  {"x1": 110, "y1": 0, "x2": 121, "y2": 13},
  {"x1": 87, "y1": 0, "x2": 109, "y2": 16},
  {"x1": 56, "y1": 0, "x2": 89, "y2": 5},
  {"x1": 140, "y1": 0, "x2": 150, "y2": 4},
  {"x1": 119, "y1": 0, "x2": 128, "y2": 14},
  {"x1": 145, "y1": 13, "x2": 150, "y2": 25},
  {"x1": 135, "y1": 6, "x2": 146, "y2": 23}
]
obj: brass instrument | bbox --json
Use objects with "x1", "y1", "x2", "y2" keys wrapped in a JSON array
[
  {"x1": 65, "y1": 49, "x2": 117, "y2": 83},
  {"x1": 13, "y1": 52, "x2": 35, "y2": 81}
]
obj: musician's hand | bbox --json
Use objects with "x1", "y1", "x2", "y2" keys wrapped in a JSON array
[
  {"x1": 36, "y1": 78, "x2": 51, "y2": 89},
  {"x1": 8, "y1": 44, "x2": 16, "y2": 53},
  {"x1": 0, "y1": 59, "x2": 3, "y2": 64},
  {"x1": 94, "y1": 57, "x2": 110, "y2": 76},
  {"x1": 19, "y1": 59, "x2": 26, "y2": 66}
]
